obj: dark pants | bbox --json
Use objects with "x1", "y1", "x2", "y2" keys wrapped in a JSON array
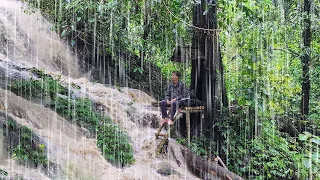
[{"x1": 160, "y1": 100, "x2": 179, "y2": 120}]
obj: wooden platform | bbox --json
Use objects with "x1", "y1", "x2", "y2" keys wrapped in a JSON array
[
  {"x1": 151, "y1": 101, "x2": 204, "y2": 111},
  {"x1": 180, "y1": 106, "x2": 205, "y2": 145},
  {"x1": 181, "y1": 106, "x2": 204, "y2": 111},
  {"x1": 155, "y1": 106, "x2": 205, "y2": 154}
]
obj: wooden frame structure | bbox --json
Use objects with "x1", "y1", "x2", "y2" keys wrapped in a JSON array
[
  {"x1": 180, "y1": 106, "x2": 205, "y2": 145},
  {"x1": 155, "y1": 106, "x2": 205, "y2": 154}
]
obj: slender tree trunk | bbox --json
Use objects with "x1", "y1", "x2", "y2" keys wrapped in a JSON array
[
  {"x1": 301, "y1": 0, "x2": 311, "y2": 118},
  {"x1": 140, "y1": 0, "x2": 151, "y2": 69},
  {"x1": 149, "y1": 61, "x2": 153, "y2": 96}
]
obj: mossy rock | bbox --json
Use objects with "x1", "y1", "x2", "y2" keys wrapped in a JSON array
[
  {"x1": 0, "y1": 112, "x2": 58, "y2": 179},
  {"x1": 0, "y1": 169, "x2": 8, "y2": 179},
  {"x1": 156, "y1": 163, "x2": 180, "y2": 177}
]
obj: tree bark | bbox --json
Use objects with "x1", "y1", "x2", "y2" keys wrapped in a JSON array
[
  {"x1": 181, "y1": 147, "x2": 244, "y2": 180},
  {"x1": 140, "y1": 0, "x2": 152, "y2": 68},
  {"x1": 190, "y1": 1, "x2": 227, "y2": 128},
  {"x1": 301, "y1": 0, "x2": 311, "y2": 118}
]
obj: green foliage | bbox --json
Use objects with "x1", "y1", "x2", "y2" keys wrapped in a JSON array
[
  {"x1": 189, "y1": 136, "x2": 213, "y2": 159},
  {"x1": 219, "y1": 115, "x2": 296, "y2": 179},
  {"x1": 218, "y1": 110, "x2": 320, "y2": 179},
  {"x1": 6, "y1": 120, "x2": 48, "y2": 167},
  {"x1": 133, "y1": 67, "x2": 143, "y2": 74},
  {"x1": 54, "y1": 96, "x2": 134, "y2": 166},
  {"x1": 114, "y1": 82, "x2": 122, "y2": 92},
  {"x1": 248, "y1": 121, "x2": 297, "y2": 179},
  {"x1": 55, "y1": 97, "x2": 100, "y2": 133},
  {"x1": 97, "y1": 123, "x2": 134, "y2": 167},
  {"x1": 10, "y1": 71, "x2": 67, "y2": 101},
  {"x1": 294, "y1": 132, "x2": 320, "y2": 179},
  {"x1": 220, "y1": 0, "x2": 320, "y2": 120},
  {"x1": 21, "y1": 0, "x2": 192, "y2": 94},
  {"x1": 218, "y1": 1, "x2": 320, "y2": 177},
  {"x1": 20, "y1": 0, "x2": 57, "y2": 19},
  {"x1": 177, "y1": 132, "x2": 214, "y2": 160},
  {"x1": 0, "y1": 169, "x2": 8, "y2": 176}
]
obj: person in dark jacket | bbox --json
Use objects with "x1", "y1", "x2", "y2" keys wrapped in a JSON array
[{"x1": 160, "y1": 71, "x2": 186, "y2": 125}]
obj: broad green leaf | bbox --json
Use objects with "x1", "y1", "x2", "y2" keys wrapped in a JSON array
[
  {"x1": 311, "y1": 137, "x2": 320, "y2": 145},
  {"x1": 302, "y1": 158, "x2": 312, "y2": 169},
  {"x1": 61, "y1": 29, "x2": 67, "y2": 38},
  {"x1": 71, "y1": 39, "x2": 76, "y2": 47},
  {"x1": 299, "y1": 134, "x2": 308, "y2": 141}
]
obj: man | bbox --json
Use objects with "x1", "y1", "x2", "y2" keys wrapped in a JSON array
[{"x1": 160, "y1": 71, "x2": 186, "y2": 125}]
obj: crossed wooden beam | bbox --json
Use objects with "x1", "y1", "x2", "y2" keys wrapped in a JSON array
[{"x1": 155, "y1": 106, "x2": 205, "y2": 154}]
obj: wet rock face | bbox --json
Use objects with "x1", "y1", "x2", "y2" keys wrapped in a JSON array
[
  {"x1": 0, "y1": 0, "x2": 81, "y2": 78},
  {"x1": 156, "y1": 163, "x2": 181, "y2": 177},
  {"x1": 0, "y1": 123, "x2": 4, "y2": 163},
  {"x1": 0, "y1": 172, "x2": 23, "y2": 180},
  {"x1": 147, "y1": 113, "x2": 159, "y2": 128},
  {"x1": 0, "y1": 60, "x2": 32, "y2": 88},
  {"x1": 130, "y1": 110, "x2": 159, "y2": 128}
]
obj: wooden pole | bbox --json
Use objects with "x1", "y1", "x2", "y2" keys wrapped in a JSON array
[{"x1": 186, "y1": 112, "x2": 190, "y2": 146}]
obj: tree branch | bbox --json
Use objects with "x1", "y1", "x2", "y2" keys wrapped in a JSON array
[{"x1": 273, "y1": 48, "x2": 301, "y2": 58}]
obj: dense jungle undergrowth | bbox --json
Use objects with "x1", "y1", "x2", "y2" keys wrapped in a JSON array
[{"x1": 176, "y1": 108, "x2": 320, "y2": 179}]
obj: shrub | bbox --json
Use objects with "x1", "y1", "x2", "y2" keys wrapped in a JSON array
[
  {"x1": 5, "y1": 119, "x2": 48, "y2": 167},
  {"x1": 218, "y1": 111, "x2": 320, "y2": 179}
]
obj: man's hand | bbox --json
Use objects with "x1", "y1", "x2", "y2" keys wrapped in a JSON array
[
  {"x1": 167, "y1": 99, "x2": 171, "y2": 105},
  {"x1": 170, "y1": 98, "x2": 176, "y2": 104}
]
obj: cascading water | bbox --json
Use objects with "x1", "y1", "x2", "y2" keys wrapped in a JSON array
[{"x1": 0, "y1": 0, "x2": 80, "y2": 78}]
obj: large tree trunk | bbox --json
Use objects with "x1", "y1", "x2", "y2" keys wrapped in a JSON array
[
  {"x1": 190, "y1": 1, "x2": 227, "y2": 133},
  {"x1": 301, "y1": 0, "x2": 311, "y2": 118}
]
